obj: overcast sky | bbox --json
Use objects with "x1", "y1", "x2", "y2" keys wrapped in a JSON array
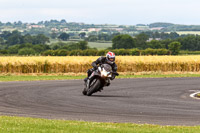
[{"x1": 0, "y1": 0, "x2": 199, "y2": 25}]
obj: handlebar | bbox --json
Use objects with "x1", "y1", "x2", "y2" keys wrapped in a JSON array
[{"x1": 112, "y1": 72, "x2": 119, "y2": 76}]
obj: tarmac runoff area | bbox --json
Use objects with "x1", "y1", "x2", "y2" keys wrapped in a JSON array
[{"x1": 0, "y1": 77, "x2": 200, "y2": 126}]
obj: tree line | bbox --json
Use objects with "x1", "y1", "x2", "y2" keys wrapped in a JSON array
[
  {"x1": 112, "y1": 33, "x2": 200, "y2": 51},
  {"x1": 1, "y1": 30, "x2": 200, "y2": 56},
  {"x1": 0, "y1": 30, "x2": 49, "y2": 45},
  {"x1": 42, "y1": 48, "x2": 170, "y2": 56}
]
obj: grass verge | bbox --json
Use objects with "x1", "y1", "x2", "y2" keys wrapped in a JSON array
[
  {"x1": 0, "y1": 75, "x2": 85, "y2": 82},
  {"x1": 1, "y1": 73, "x2": 200, "y2": 82},
  {"x1": 0, "y1": 116, "x2": 200, "y2": 133}
]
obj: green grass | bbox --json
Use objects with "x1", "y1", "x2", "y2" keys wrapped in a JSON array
[
  {"x1": 118, "y1": 74, "x2": 200, "y2": 78},
  {"x1": 168, "y1": 31, "x2": 200, "y2": 35},
  {"x1": 88, "y1": 42, "x2": 112, "y2": 50},
  {"x1": 49, "y1": 39, "x2": 82, "y2": 44},
  {"x1": 0, "y1": 75, "x2": 85, "y2": 82},
  {"x1": 0, "y1": 116, "x2": 199, "y2": 133},
  {"x1": 49, "y1": 39, "x2": 112, "y2": 50},
  {"x1": 1, "y1": 74, "x2": 200, "y2": 82}
]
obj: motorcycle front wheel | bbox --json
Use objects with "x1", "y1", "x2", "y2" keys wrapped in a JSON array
[{"x1": 87, "y1": 78, "x2": 101, "y2": 96}]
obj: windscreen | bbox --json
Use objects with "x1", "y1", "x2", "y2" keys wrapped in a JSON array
[{"x1": 102, "y1": 64, "x2": 112, "y2": 72}]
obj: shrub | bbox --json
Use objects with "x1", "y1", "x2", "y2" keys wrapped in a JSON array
[
  {"x1": 82, "y1": 49, "x2": 98, "y2": 56},
  {"x1": 129, "y1": 49, "x2": 140, "y2": 56},
  {"x1": 18, "y1": 48, "x2": 36, "y2": 55},
  {"x1": 0, "y1": 50, "x2": 8, "y2": 54},
  {"x1": 97, "y1": 50, "x2": 107, "y2": 56},
  {"x1": 42, "y1": 50, "x2": 55, "y2": 56}
]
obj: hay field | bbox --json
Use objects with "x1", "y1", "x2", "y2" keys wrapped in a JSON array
[{"x1": 0, "y1": 56, "x2": 200, "y2": 73}]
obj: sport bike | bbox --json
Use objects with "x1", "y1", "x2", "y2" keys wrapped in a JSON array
[{"x1": 82, "y1": 64, "x2": 119, "y2": 96}]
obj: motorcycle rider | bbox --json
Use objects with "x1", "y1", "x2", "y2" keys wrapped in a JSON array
[{"x1": 84, "y1": 51, "x2": 118, "y2": 85}]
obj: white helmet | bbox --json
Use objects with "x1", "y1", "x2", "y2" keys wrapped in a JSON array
[{"x1": 106, "y1": 51, "x2": 115, "y2": 65}]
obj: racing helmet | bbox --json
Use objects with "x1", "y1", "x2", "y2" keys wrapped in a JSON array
[{"x1": 106, "y1": 51, "x2": 115, "y2": 65}]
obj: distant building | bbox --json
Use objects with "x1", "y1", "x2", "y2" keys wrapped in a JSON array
[
  {"x1": 51, "y1": 28, "x2": 59, "y2": 32},
  {"x1": 60, "y1": 28, "x2": 69, "y2": 32},
  {"x1": 27, "y1": 25, "x2": 45, "y2": 29},
  {"x1": 150, "y1": 27, "x2": 164, "y2": 31},
  {"x1": 81, "y1": 29, "x2": 87, "y2": 31},
  {"x1": 136, "y1": 26, "x2": 149, "y2": 31},
  {"x1": 88, "y1": 28, "x2": 102, "y2": 32},
  {"x1": 110, "y1": 28, "x2": 124, "y2": 32}
]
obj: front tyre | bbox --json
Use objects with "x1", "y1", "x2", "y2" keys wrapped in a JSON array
[
  {"x1": 82, "y1": 88, "x2": 87, "y2": 95},
  {"x1": 87, "y1": 79, "x2": 101, "y2": 96}
]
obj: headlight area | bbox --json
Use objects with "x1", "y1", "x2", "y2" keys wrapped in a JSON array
[{"x1": 101, "y1": 70, "x2": 108, "y2": 77}]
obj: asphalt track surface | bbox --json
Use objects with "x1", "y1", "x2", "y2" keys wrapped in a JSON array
[{"x1": 0, "y1": 78, "x2": 200, "y2": 126}]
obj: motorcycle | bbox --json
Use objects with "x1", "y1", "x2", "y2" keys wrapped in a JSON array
[{"x1": 82, "y1": 64, "x2": 119, "y2": 96}]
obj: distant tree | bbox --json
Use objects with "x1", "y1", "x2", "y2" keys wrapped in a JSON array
[
  {"x1": 18, "y1": 48, "x2": 36, "y2": 55},
  {"x1": 135, "y1": 33, "x2": 149, "y2": 49},
  {"x1": 86, "y1": 35, "x2": 98, "y2": 42},
  {"x1": 60, "y1": 19, "x2": 67, "y2": 24},
  {"x1": 0, "y1": 49, "x2": 8, "y2": 54},
  {"x1": 32, "y1": 44, "x2": 47, "y2": 53},
  {"x1": 37, "y1": 21, "x2": 44, "y2": 25},
  {"x1": 33, "y1": 34, "x2": 50, "y2": 44},
  {"x1": 169, "y1": 32, "x2": 179, "y2": 39},
  {"x1": 0, "y1": 21, "x2": 3, "y2": 26},
  {"x1": 176, "y1": 35, "x2": 200, "y2": 51},
  {"x1": 136, "y1": 24, "x2": 146, "y2": 26},
  {"x1": 0, "y1": 38, "x2": 4, "y2": 44},
  {"x1": 50, "y1": 32, "x2": 57, "y2": 39},
  {"x1": 5, "y1": 22, "x2": 12, "y2": 26},
  {"x1": 15, "y1": 21, "x2": 22, "y2": 26},
  {"x1": 112, "y1": 34, "x2": 136, "y2": 49},
  {"x1": 52, "y1": 44, "x2": 61, "y2": 50},
  {"x1": 149, "y1": 22, "x2": 174, "y2": 28},
  {"x1": 8, "y1": 45, "x2": 20, "y2": 54},
  {"x1": 111, "y1": 33, "x2": 120, "y2": 39},
  {"x1": 7, "y1": 30, "x2": 23, "y2": 45},
  {"x1": 0, "y1": 31, "x2": 11, "y2": 40},
  {"x1": 168, "y1": 41, "x2": 182, "y2": 55},
  {"x1": 58, "y1": 33, "x2": 70, "y2": 41},
  {"x1": 66, "y1": 43, "x2": 80, "y2": 50},
  {"x1": 160, "y1": 39, "x2": 173, "y2": 49},
  {"x1": 50, "y1": 19, "x2": 59, "y2": 23},
  {"x1": 19, "y1": 43, "x2": 33, "y2": 49},
  {"x1": 147, "y1": 40, "x2": 164, "y2": 49},
  {"x1": 98, "y1": 33, "x2": 110, "y2": 41},
  {"x1": 123, "y1": 26, "x2": 137, "y2": 32},
  {"x1": 79, "y1": 41, "x2": 88, "y2": 50},
  {"x1": 79, "y1": 32, "x2": 86, "y2": 39},
  {"x1": 23, "y1": 34, "x2": 33, "y2": 44}
]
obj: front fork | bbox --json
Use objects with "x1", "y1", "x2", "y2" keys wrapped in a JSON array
[
  {"x1": 85, "y1": 71, "x2": 111, "y2": 91},
  {"x1": 86, "y1": 71, "x2": 97, "y2": 90}
]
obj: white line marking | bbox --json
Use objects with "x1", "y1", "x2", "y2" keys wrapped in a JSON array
[{"x1": 190, "y1": 91, "x2": 200, "y2": 99}]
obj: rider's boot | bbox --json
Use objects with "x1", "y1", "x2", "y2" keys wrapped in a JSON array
[{"x1": 84, "y1": 77, "x2": 88, "y2": 83}]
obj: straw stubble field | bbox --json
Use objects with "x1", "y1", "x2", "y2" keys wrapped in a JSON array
[{"x1": 0, "y1": 56, "x2": 200, "y2": 74}]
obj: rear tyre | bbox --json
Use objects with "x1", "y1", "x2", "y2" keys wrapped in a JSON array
[{"x1": 87, "y1": 79, "x2": 101, "y2": 96}]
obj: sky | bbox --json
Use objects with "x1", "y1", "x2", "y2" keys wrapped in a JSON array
[{"x1": 0, "y1": 0, "x2": 199, "y2": 25}]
